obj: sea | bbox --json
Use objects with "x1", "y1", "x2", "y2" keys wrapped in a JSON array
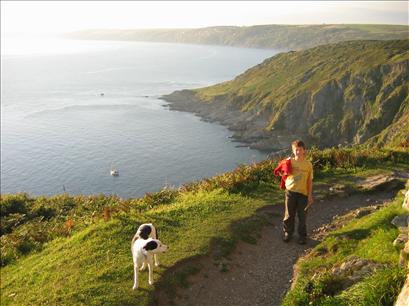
[{"x1": 1, "y1": 36, "x2": 279, "y2": 198}]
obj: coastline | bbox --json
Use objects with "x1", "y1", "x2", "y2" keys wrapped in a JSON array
[{"x1": 160, "y1": 89, "x2": 294, "y2": 154}]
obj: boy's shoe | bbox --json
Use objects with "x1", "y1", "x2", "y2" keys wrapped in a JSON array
[
  {"x1": 298, "y1": 237, "x2": 306, "y2": 245},
  {"x1": 283, "y1": 232, "x2": 292, "y2": 242}
]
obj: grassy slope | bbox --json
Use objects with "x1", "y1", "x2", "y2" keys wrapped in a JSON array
[
  {"x1": 191, "y1": 39, "x2": 409, "y2": 146},
  {"x1": 1, "y1": 188, "x2": 277, "y2": 305},
  {"x1": 194, "y1": 39, "x2": 409, "y2": 109},
  {"x1": 1, "y1": 149, "x2": 408, "y2": 305},
  {"x1": 282, "y1": 192, "x2": 408, "y2": 306},
  {"x1": 66, "y1": 24, "x2": 409, "y2": 50}
]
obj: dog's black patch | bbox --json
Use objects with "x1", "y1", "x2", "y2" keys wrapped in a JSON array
[
  {"x1": 143, "y1": 241, "x2": 158, "y2": 251},
  {"x1": 139, "y1": 225, "x2": 152, "y2": 240}
]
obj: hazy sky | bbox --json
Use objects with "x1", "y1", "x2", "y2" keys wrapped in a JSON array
[{"x1": 2, "y1": 1, "x2": 408, "y2": 35}]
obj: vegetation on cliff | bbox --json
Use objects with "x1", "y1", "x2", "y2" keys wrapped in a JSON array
[
  {"x1": 163, "y1": 39, "x2": 409, "y2": 151},
  {"x1": 66, "y1": 24, "x2": 409, "y2": 50}
]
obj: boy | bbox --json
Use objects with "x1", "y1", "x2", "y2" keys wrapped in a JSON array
[{"x1": 282, "y1": 140, "x2": 313, "y2": 244}]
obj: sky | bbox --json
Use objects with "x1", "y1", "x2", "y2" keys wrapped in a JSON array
[{"x1": 1, "y1": 1, "x2": 408, "y2": 36}]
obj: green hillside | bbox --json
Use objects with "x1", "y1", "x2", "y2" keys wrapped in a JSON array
[
  {"x1": 66, "y1": 24, "x2": 409, "y2": 50},
  {"x1": 162, "y1": 39, "x2": 409, "y2": 151},
  {"x1": 1, "y1": 148, "x2": 408, "y2": 305}
]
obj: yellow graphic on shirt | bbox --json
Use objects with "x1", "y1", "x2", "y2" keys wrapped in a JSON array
[{"x1": 285, "y1": 159, "x2": 313, "y2": 196}]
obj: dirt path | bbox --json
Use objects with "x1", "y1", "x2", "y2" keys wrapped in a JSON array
[{"x1": 162, "y1": 189, "x2": 399, "y2": 306}]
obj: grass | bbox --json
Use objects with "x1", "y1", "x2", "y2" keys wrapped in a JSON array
[
  {"x1": 1, "y1": 148, "x2": 408, "y2": 305},
  {"x1": 282, "y1": 192, "x2": 408, "y2": 306},
  {"x1": 0, "y1": 188, "x2": 274, "y2": 305}
]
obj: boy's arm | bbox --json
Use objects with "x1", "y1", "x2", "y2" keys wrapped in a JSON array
[
  {"x1": 307, "y1": 176, "x2": 313, "y2": 204},
  {"x1": 305, "y1": 168, "x2": 314, "y2": 210}
]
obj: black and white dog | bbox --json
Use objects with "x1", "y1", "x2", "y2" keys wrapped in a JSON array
[
  {"x1": 131, "y1": 223, "x2": 167, "y2": 290},
  {"x1": 131, "y1": 223, "x2": 161, "y2": 266}
]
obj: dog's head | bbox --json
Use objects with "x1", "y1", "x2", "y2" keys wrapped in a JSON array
[{"x1": 142, "y1": 239, "x2": 168, "y2": 255}]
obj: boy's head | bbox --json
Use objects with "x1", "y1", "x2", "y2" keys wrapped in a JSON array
[{"x1": 291, "y1": 140, "x2": 306, "y2": 158}]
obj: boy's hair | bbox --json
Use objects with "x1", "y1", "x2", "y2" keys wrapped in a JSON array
[{"x1": 291, "y1": 140, "x2": 306, "y2": 149}]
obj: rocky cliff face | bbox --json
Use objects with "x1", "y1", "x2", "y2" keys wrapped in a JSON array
[
  {"x1": 276, "y1": 60, "x2": 409, "y2": 147},
  {"x1": 161, "y1": 40, "x2": 409, "y2": 151}
]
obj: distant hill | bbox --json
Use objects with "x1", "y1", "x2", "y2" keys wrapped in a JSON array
[
  {"x1": 66, "y1": 24, "x2": 409, "y2": 50},
  {"x1": 162, "y1": 39, "x2": 409, "y2": 151}
]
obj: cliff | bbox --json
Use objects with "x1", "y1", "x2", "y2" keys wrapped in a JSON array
[{"x1": 161, "y1": 40, "x2": 409, "y2": 151}]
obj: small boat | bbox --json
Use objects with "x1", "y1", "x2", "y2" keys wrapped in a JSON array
[
  {"x1": 110, "y1": 163, "x2": 119, "y2": 176},
  {"x1": 100, "y1": 93, "x2": 104, "y2": 96}
]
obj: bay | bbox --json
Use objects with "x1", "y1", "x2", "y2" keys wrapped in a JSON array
[{"x1": 1, "y1": 39, "x2": 278, "y2": 198}]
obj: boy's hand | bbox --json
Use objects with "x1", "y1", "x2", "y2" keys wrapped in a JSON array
[{"x1": 305, "y1": 195, "x2": 314, "y2": 211}]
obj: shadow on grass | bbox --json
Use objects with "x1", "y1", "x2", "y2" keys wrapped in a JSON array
[{"x1": 149, "y1": 197, "x2": 284, "y2": 305}]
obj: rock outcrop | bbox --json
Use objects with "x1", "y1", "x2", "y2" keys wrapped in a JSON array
[{"x1": 329, "y1": 256, "x2": 385, "y2": 289}]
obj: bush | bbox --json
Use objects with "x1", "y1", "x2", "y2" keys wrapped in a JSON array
[
  {"x1": 308, "y1": 147, "x2": 409, "y2": 170},
  {"x1": 0, "y1": 193, "x2": 31, "y2": 217}
]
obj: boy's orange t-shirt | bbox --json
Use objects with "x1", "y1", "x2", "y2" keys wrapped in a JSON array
[{"x1": 285, "y1": 158, "x2": 313, "y2": 196}]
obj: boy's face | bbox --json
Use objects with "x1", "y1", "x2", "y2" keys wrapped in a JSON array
[{"x1": 292, "y1": 145, "x2": 306, "y2": 158}]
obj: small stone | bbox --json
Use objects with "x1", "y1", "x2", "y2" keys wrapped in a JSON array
[
  {"x1": 399, "y1": 250, "x2": 407, "y2": 267},
  {"x1": 354, "y1": 209, "x2": 372, "y2": 218},
  {"x1": 403, "y1": 190, "x2": 409, "y2": 212},
  {"x1": 394, "y1": 234, "x2": 408, "y2": 248},
  {"x1": 404, "y1": 241, "x2": 409, "y2": 254},
  {"x1": 391, "y1": 215, "x2": 409, "y2": 229},
  {"x1": 354, "y1": 259, "x2": 367, "y2": 270},
  {"x1": 340, "y1": 262, "x2": 348, "y2": 271},
  {"x1": 349, "y1": 275, "x2": 362, "y2": 282},
  {"x1": 360, "y1": 265, "x2": 372, "y2": 274}
]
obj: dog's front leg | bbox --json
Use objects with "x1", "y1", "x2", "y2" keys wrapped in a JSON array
[
  {"x1": 139, "y1": 262, "x2": 146, "y2": 271},
  {"x1": 132, "y1": 263, "x2": 139, "y2": 290},
  {"x1": 154, "y1": 254, "x2": 160, "y2": 267},
  {"x1": 148, "y1": 259, "x2": 154, "y2": 285}
]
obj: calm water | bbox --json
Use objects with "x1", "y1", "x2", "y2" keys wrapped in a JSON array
[{"x1": 1, "y1": 38, "x2": 278, "y2": 198}]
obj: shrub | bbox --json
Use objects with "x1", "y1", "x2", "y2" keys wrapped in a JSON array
[
  {"x1": 0, "y1": 193, "x2": 31, "y2": 217},
  {"x1": 308, "y1": 147, "x2": 409, "y2": 170}
]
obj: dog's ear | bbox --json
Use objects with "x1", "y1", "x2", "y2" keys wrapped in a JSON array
[
  {"x1": 139, "y1": 232, "x2": 149, "y2": 240},
  {"x1": 143, "y1": 240, "x2": 158, "y2": 251},
  {"x1": 138, "y1": 225, "x2": 152, "y2": 240}
]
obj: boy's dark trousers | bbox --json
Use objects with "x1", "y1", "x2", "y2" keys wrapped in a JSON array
[{"x1": 283, "y1": 190, "x2": 308, "y2": 238}]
